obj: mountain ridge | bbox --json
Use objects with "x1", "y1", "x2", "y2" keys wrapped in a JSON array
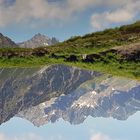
[
  {"x1": 0, "y1": 33, "x2": 17, "y2": 48},
  {"x1": 18, "y1": 33, "x2": 59, "y2": 48}
]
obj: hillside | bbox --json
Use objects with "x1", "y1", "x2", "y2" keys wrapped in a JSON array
[{"x1": 0, "y1": 21, "x2": 140, "y2": 79}]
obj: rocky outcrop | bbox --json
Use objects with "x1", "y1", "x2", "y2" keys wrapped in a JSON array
[
  {"x1": 65, "y1": 55, "x2": 78, "y2": 62},
  {"x1": 81, "y1": 42, "x2": 140, "y2": 63},
  {"x1": 0, "y1": 33, "x2": 17, "y2": 48},
  {"x1": 113, "y1": 42, "x2": 140, "y2": 61}
]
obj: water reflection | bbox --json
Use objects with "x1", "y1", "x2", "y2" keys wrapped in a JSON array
[{"x1": 0, "y1": 64, "x2": 140, "y2": 127}]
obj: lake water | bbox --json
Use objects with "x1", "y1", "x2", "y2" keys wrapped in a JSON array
[
  {"x1": 0, "y1": 64, "x2": 140, "y2": 140},
  {"x1": 1, "y1": 112, "x2": 140, "y2": 140}
]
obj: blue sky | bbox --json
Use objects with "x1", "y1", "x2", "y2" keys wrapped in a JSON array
[
  {"x1": 0, "y1": 0, "x2": 140, "y2": 42},
  {"x1": 0, "y1": 112, "x2": 140, "y2": 140}
]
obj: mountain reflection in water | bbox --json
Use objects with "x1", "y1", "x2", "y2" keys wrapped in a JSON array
[{"x1": 0, "y1": 64, "x2": 140, "y2": 127}]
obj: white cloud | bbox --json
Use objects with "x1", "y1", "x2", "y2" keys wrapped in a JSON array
[
  {"x1": 0, "y1": 133, "x2": 7, "y2": 140},
  {"x1": 90, "y1": 133, "x2": 118, "y2": 140},
  {"x1": 90, "y1": 0, "x2": 140, "y2": 30},
  {"x1": 0, "y1": 0, "x2": 139, "y2": 28},
  {"x1": 0, "y1": 0, "x2": 97, "y2": 27}
]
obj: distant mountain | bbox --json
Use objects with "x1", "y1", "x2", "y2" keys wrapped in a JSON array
[
  {"x1": 0, "y1": 33, "x2": 17, "y2": 48},
  {"x1": 18, "y1": 33, "x2": 59, "y2": 48}
]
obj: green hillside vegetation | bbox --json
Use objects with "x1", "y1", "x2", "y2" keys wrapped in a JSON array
[{"x1": 1, "y1": 21, "x2": 140, "y2": 80}]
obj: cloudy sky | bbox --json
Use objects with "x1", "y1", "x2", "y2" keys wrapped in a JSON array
[{"x1": 0, "y1": 0, "x2": 140, "y2": 42}]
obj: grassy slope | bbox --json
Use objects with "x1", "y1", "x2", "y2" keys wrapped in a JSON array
[{"x1": 1, "y1": 21, "x2": 140, "y2": 80}]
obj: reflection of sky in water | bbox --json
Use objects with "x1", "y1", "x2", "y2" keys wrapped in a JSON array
[{"x1": 1, "y1": 112, "x2": 140, "y2": 140}]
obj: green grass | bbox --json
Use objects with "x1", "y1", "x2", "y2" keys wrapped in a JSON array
[
  {"x1": 0, "y1": 56, "x2": 62, "y2": 67},
  {"x1": 0, "y1": 55, "x2": 140, "y2": 80}
]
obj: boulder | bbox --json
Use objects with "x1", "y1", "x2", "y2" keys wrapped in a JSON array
[{"x1": 65, "y1": 55, "x2": 78, "y2": 62}]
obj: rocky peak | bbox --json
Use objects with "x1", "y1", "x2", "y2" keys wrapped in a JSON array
[
  {"x1": 18, "y1": 33, "x2": 59, "y2": 48},
  {"x1": 0, "y1": 33, "x2": 17, "y2": 48},
  {"x1": 32, "y1": 33, "x2": 49, "y2": 40}
]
